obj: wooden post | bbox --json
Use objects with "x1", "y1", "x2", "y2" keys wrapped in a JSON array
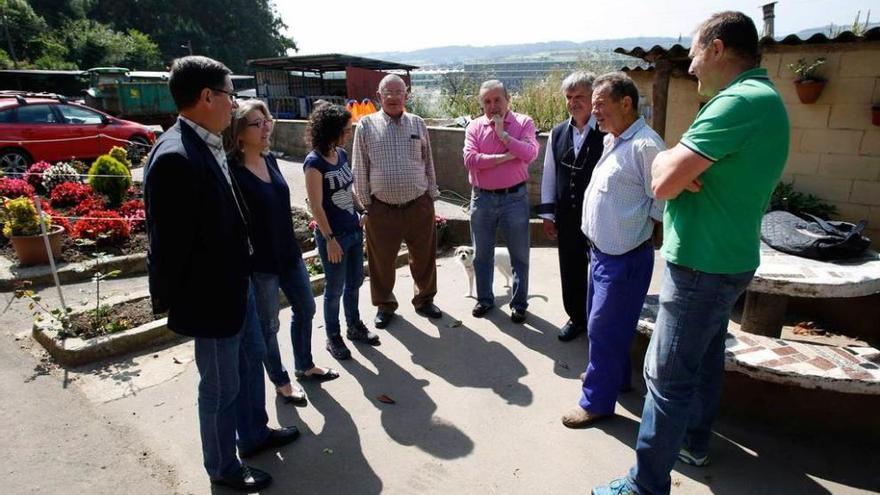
[
  {"x1": 652, "y1": 59, "x2": 671, "y2": 140},
  {"x1": 34, "y1": 197, "x2": 68, "y2": 314}
]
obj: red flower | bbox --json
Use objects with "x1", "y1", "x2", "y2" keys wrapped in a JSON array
[
  {"x1": 71, "y1": 209, "x2": 130, "y2": 245},
  {"x1": 71, "y1": 196, "x2": 106, "y2": 217},
  {"x1": 119, "y1": 199, "x2": 145, "y2": 232},
  {"x1": 38, "y1": 202, "x2": 72, "y2": 233},
  {"x1": 49, "y1": 182, "x2": 93, "y2": 208},
  {"x1": 0, "y1": 177, "x2": 35, "y2": 199}
]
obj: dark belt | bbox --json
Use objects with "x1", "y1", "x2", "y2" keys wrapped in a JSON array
[
  {"x1": 372, "y1": 194, "x2": 422, "y2": 209},
  {"x1": 475, "y1": 182, "x2": 525, "y2": 195}
]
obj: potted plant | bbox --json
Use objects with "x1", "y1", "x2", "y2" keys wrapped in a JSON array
[
  {"x1": 1, "y1": 197, "x2": 65, "y2": 265},
  {"x1": 789, "y1": 58, "x2": 827, "y2": 104}
]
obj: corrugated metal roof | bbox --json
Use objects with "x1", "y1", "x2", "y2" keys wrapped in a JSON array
[
  {"x1": 614, "y1": 44, "x2": 690, "y2": 63},
  {"x1": 247, "y1": 53, "x2": 418, "y2": 72},
  {"x1": 764, "y1": 26, "x2": 880, "y2": 46},
  {"x1": 616, "y1": 27, "x2": 880, "y2": 62}
]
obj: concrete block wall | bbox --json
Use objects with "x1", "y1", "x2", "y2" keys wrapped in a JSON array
[
  {"x1": 272, "y1": 120, "x2": 550, "y2": 210},
  {"x1": 762, "y1": 44, "x2": 880, "y2": 246}
]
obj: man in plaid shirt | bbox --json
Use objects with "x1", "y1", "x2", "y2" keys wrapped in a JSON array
[{"x1": 352, "y1": 74, "x2": 442, "y2": 329}]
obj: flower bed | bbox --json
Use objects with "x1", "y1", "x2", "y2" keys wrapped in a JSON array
[{"x1": 0, "y1": 150, "x2": 314, "y2": 269}]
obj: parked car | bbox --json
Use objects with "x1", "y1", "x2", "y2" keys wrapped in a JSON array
[{"x1": 0, "y1": 92, "x2": 156, "y2": 174}]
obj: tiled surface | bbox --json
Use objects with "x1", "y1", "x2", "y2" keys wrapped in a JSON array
[
  {"x1": 637, "y1": 297, "x2": 880, "y2": 395},
  {"x1": 750, "y1": 243, "x2": 880, "y2": 297}
]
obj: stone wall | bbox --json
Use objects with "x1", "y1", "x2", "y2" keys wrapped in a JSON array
[{"x1": 273, "y1": 120, "x2": 550, "y2": 208}]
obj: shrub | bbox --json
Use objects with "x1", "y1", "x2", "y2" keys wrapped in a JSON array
[
  {"x1": 71, "y1": 209, "x2": 130, "y2": 245},
  {"x1": 119, "y1": 199, "x2": 145, "y2": 232},
  {"x1": 0, "y1": 177, "x2": 35, "y2": 199},
  {"x1": 1, "y1": 197, "x2": 51, "y2": 238},
  {"x1": 42, "y1": 162, "x2": 81, "y2": 192},
  {"x1": 24, "y1": 161, "x2": 51, "y2": 192},
  {"x1": 71, "y1": 196, "x2": 107, "y2": 217},
  {"x1": 50, "y1": 182, "x2": 94, "y2": 208},
  {"x1": 511, "y1": 71, "x2": 568, "y2": 133},
  {"x1": 109, "y1": 146, "x2": 131, "y2": 168},
  {"x1": 768, "y1": 182, "x2": 838, "y2": 220},
  {"x1": 87, "y1": 155, "x2": 131, "y2": 207}
]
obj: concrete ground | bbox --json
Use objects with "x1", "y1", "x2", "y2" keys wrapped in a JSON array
[
  {"x1": 1, "y1": 246, "x2": 878, "y2": 494},
  {"x1": 3, "y1": 158, "x2": 875, "y2": 494}
]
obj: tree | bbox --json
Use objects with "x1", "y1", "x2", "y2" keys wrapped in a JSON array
[
  {"x1": 90, "y1": 0, "x2": 296, "y2": 72},
  {"x1": 0, "y1": 0, "x2": 49, "y2": 63},
  {"x1": 57, "y1": 19, "x2": 162, "y2": 70},
  {"x1": 439, "y1": 72, "x2": 482, "y2": 119}
]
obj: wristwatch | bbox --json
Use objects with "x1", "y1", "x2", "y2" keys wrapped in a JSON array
[{"x1": 326, "y1": 232, "x2": 336, "y2": 240}]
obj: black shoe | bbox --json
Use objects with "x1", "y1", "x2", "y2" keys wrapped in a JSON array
[
  {"x1": 294, "y1": 367, "x2": 340, "y2": 382},
  {"x1": 211, "y1": 465, "x2": 272, "y2": 492},
  {"x1": 472, "y1": 302, "x2": 493, "y2": 318},
  {"x1": 558, "y1": 320, "x2": 586, "y2": 341},
  {"x1": 347, "y1": 321, "x2": 380, "y2": 345},
  {"x1": 326, "y1": 336, "x2": 352, "y2": 360},
  {"x1": 415, "y1": 303, "x2": 442, "y2": 319},
  {"x1": 510, "y1": 308, "x2": 527, "y2": 324},
  {"x1": 374, "y1": 311, "x2": 395, "y2": 329},
  {"x1": 239, "y1": 426, "x2": 300, "y2": 459}
]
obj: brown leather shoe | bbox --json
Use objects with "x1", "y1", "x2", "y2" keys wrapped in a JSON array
[{"x1": 561, "y1": 407, "x2": 609, "y2": 428}]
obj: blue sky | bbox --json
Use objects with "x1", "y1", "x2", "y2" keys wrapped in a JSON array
[{"x1": 278, "y1": 0, "x2": 877, "y2": 54}]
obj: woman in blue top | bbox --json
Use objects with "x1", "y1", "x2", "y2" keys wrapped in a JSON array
[
  {"x1": 304, "y1": 103, "x2": 380, "y2": 360},
  {"x1": 227, "y1": 100, "x2": 338, "y2": 407}
]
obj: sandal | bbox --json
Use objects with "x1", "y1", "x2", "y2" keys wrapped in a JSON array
[
  {"x1": 294, "y1": 367, "x2": 340, "y2": 382},
  {"x1": 276, "y1": 384, "x2": 307, "y2": 406}
]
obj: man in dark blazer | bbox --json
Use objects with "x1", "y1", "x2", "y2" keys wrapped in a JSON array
[
  {"x1": 144, "y1": 56, "x2": 297, "y2": 492},
  {"x1": 537, "y1": 71, "x2": 605, "y2": 341}
]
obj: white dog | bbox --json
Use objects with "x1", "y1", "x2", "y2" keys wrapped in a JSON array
[{"x1": 454, "y1": 246, "x2": 513, "y2": 298}]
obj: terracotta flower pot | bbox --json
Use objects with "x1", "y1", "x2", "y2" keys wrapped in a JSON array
[
  {"x1": 10, "y1": 225, "x2": 65, "y2": 266},
  {"x1": 794, "y1": 80, "x2": 826, "y2": 104}
]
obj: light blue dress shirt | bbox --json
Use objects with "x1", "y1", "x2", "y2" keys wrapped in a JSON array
[{"x1": 581, "y1": 117, "x2": 665, "y2": 255}]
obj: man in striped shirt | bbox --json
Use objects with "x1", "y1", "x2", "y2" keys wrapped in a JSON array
[{"x1": 352, "y1": 74, "x2": 442, "y2": 329}]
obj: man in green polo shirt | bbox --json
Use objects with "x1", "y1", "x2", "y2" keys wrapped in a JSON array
[{"x1": 592, "y1": 11, "x2": 789, "y2": 495}]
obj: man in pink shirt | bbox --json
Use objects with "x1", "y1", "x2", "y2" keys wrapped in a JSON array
[{"x1": 463, "y1": 80, "x2": 539, "y2": 323}]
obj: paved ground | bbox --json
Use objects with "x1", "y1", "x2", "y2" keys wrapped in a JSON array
[{"x1": 1, "y1": 245, "x2": 878, "y2": 494}]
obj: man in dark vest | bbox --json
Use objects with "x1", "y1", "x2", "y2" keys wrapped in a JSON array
[
  {"x1": 144, "y1": 56, "x2": 299, "y2": 492},
  {"x1": 537, "y1": 71, "x2": 605, "y2": 341}
]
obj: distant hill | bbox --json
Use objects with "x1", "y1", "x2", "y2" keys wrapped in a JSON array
[{"x1": 361, "y1": 37, "x2": 688, "y2": 68}]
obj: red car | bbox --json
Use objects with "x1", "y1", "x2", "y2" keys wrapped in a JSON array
[{"x1": 0, "y1": 92, "x2": 156, "y2": 173}]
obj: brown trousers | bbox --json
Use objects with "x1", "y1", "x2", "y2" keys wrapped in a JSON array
[{"x1": 365, "y1": 193, "x2": 437, "y2": 312}]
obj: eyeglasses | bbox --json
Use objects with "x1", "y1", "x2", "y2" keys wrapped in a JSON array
[
  {"x1": 246, "y1": 118, "x2": 274, "y2": 129},
  {"x1": 211, "y1": 88, "x2": 238, "y2": 101},
  {"x1": 560, "y1": 147, "x2": 584, "y2": 170},
  {"x1": 379, "y1": 90, "x2": 407, "y2": 98}
]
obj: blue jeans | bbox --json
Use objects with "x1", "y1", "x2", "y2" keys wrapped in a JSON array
[
  {"x1": 252, "y1": 258, "x2": 317, "y2": 380},
  {"x1": 316, "y1": 229, "x2": 364, "y2": 337},
  {"x1": 628, "y1": 262, "x2": 755, "y2": 495},
  {"x1": 469, "y1": 186, "x2": 531, "y2": 311},
  {"x1": 193, "y1": 282, "x2": 270, "y2": 479},
  {"x1": 579, "y1": 242, "x2": 653, "y2": 415}
]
